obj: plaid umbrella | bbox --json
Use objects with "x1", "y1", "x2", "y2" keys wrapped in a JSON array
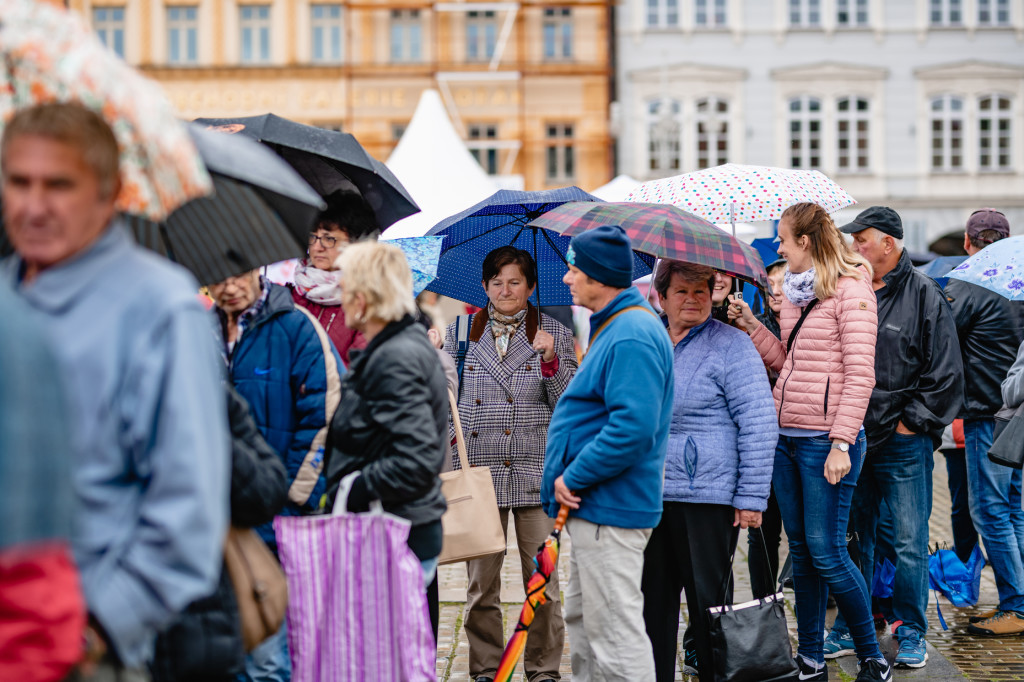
[
  {"x1": 529, "y1": 202, "x2": 769, "y2": 290},
  {"x1": 0, "y1": 0, "x2": 210, "y2": 220},
  {"x1": 626, "y1": 163, "x2": 856, "y2": 225},
  {"x1": 948, "y1": 236, "x2": 1024, "y2": 300},
  {"x1": 495, "y1": 505, "x2": 569, "y2": 682},
  {"x1": 424, "y1": 188, "x2": 655, "y2": 308}
]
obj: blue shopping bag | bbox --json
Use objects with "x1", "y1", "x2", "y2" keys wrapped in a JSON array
[
  {"x1": 871, "y1": 558, "x2": 896, "y2": 599},
  {"x1": 928, "y1": 544, "x2": 986, "y2": 629}
]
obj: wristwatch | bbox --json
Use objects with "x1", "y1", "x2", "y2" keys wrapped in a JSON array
[{"x1": 832, "y1": 442, "x2": 850, "y2": 452}]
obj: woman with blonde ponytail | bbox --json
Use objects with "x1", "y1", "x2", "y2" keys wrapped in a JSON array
[{"x1": 729, "y1": 202, "x2": 889, "y2": 682}]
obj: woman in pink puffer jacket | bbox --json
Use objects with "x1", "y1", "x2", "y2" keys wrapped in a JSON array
[{"x1": 731, "y1": 203, "x2": 889, "y2": 682}]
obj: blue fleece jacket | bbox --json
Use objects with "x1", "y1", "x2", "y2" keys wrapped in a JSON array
[
  {"x1": 663, "y1": 318, "x2": 777, "y2": 511},
  {"x1": 541, "y1": 287, "x2": 674, "y2": 529}
]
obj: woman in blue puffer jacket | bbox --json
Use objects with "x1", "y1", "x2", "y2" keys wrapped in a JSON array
[{"x1": 640, "y1": 260, "x2": 778, "y2": 682}]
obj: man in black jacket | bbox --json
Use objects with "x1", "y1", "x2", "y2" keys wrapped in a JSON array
[
  {"x1": 822, "y1": 207, "x2": 963, "y2": 668},
  {"x1": 946, "y1": 209, "x2": 1024, "y2": 636}
]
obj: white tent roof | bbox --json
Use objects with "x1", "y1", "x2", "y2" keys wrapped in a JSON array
[
  {"x1": 590, "y1": 174, "x2": 642, "y2": 202},
  {"x1": 382, "y1": 89, "x2": 498, "y2": 238}
]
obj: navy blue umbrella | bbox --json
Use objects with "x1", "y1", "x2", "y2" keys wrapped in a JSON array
[
  {"x1": 917, "y1": 255, "x2": 968, "y2": 288},
  {"x1": 750, "y1": 237, "x2": 785, "y2": 270},
  {"x1": 424, "y1": 188, "x2": 655, "y2": 309}
]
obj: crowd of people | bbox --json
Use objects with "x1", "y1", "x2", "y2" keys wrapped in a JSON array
[{"x1": 3, "y1": 100, "x2": 1024, "y2": 682}]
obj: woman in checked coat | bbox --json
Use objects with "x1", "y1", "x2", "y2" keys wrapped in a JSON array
[{"x1": 437, "y1": 246, "x2": 577, "y2": 682}]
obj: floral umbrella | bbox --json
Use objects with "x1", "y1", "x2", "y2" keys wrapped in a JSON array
[
  {"x1": 947, "y1": 236, "x2": 1024, "y2": 300},
  {"x1": 626, "y1": 163, "x2": 856, "y2": 225},
  {"x1": 0, "y1": 0, "x2": 210, "y2": 220}
]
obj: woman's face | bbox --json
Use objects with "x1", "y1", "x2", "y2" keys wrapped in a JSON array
[
  {"x1": 712, "y1": 272, "x2": 734, "y2": 306},
  {"x1": 776, "y1": 217, "x2": 813, "y2": 274},
  {"x1": 658, "y1": 273, "x2": 712, "y2": 331},
  {"x1": 307, "y1": 223, "x2": 350, "y2": 271},
  {"x1": 767, "y1": 268, "x2": 785, "y2": 314},
  {"x1": 484, "y1": 263, "x2": 535, "y2": 317}
]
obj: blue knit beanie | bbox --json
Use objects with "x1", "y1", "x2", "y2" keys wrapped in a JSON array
[{"x1": 566, "y1": 225, "x2": 634, "y2": 288}]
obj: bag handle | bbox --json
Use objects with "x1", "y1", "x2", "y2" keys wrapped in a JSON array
[
  {"x1": 786, "y1": 299, "x2": 819, "y2": 354},
  {"x1": 448, "y1": 388, "x2": 471, "y2": 471},
  {"x1": 331, "y1": 471, "x2": 385, "y2": 517},
  {"x1": 717, "y1": 523, "x2": 781, "y2": 607}
]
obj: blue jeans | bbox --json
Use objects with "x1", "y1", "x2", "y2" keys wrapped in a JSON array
[
  {"x1": 832, "y1": 433, "x2": 933, "y2": 637},
  {"x1": 774, "y1": 433, "x2": 881, "y2": 664},
  {"x1": 241, "y1": 621, "x2": 291, "y2": 682},
  {"x1": 964, "y1": 417, "x2": 1024, "y2": 613},
  {"x1": 944, "y1": 448, "x2": 980, "y2": 562}
]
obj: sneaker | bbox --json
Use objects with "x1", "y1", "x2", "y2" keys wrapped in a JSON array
[
  {"x1": 856, "y1": 658, "x2": 892, "y2": 682},
  {"x1": 893, "y1": 626, "x2": 928, "y2": 668},
  {"x1": 822, "y1": 629, "x2": 856, "y2": 659},
  {"x1": 682, "y1": 648, "x2": 699, "y2": 676},
  {"x1": 795, "y1": 655, "x2": 828, "y2": 681},
  {"x1": 969, "y1": 608, "x2": 998, "y2": 623},
  {"x1": 967, "y1": 610, "x2": 1024, "y2": 635}
]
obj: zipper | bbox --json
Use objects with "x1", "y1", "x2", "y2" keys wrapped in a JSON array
[
  {"x1": 778, "y1": 349, "x2": 794, "y2": 425},
  {"x1": 824, "y1": 377, "x2": 830, "y2": 416}
]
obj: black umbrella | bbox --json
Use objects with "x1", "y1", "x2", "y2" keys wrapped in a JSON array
[{"x1": 194, "y1": 114, "x2": 420, "y2": 230}]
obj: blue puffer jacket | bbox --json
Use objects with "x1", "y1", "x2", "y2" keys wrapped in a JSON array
[
  {"x1": 222, "y1": 284, "x2": 343, "y2": 548},
  {"x1": 664, "y1": 318, "x2": 777, "y2": 511}
]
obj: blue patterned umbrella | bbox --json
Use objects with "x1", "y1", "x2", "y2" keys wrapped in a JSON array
[
  {"x1": 947, "y1": 236, "x2": 1024, "y2": 300},
  {"x1": 381, "y1": 235, "x2": 444, "y2": 297},
  {"x1": 424, "y1": 188, "x2": 654, "y2": 308}
]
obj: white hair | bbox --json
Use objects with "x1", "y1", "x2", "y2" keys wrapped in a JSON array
[{"x1": 337, "y1": 241, "x2": 416, "y2": 323}]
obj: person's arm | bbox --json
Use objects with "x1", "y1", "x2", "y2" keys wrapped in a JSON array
[
  {"x1": 829, "y1": 278, "x2": 878, "y2": 444},
  {"x1": 900, "y1": 291, "x2": 965, "y2": 434},
  {"x1": 89, "y1": 304, "x2": 230, "y2": 667},
  {"x1": 723, "y1": 334, "x2": 778, "y2": 512},
  {"x1": 561, "y1": 339, "x2": 671, "y2": 490},
  {"x1": 227, "y1": 385, "x2": 289, "y2": 528},
  {"x1": 1002, "y1": 339, "x2": 1024, "y2": 410},
  {"x1": 730, "y1": 296, "x2": 787, "y2": 372},
  {"x1": 541, "y1": 323, "x2": 578, "y2": 409}
]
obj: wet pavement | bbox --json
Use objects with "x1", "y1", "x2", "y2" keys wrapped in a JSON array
[{"x1": 434, "y1": 452, "x2": 1023, "y2": 680}]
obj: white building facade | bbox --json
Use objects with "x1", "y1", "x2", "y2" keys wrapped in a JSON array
[{"x1": 615, "y1": 0, "x2": 1024, "y2": 248}]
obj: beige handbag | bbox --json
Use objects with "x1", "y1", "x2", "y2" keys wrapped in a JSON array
[
  {"x1": 224, "y1": 526, "x2": 289, "y2": 651},
  {"x1": 438, "y1": 389, "x2": 506, "y2": 564}
]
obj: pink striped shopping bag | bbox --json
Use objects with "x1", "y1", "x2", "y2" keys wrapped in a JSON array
[{"x1": 274, "y1": 511, "x2": 436, "y2": 681}]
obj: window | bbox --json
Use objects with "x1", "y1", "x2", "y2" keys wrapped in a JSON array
[
  {"x1": 979, "y1": 95, "x2": 1012, "y2": 171},
  {"x1": 789, "y1": 0, "x2": 821, "y2": 27},
  {"x1": 836, "y1": 97, "x2": 870, "y2": 172},
  {"x1": 239, "y1": 5, "x2": 271, "y2": 64},
  {"x1": 646, "y1": 0, "x2": 678, "y2": 27},
  {"x1": 696, "y1": 97, "x2": 728, "y2": 169},
  {"x1": 788, "y1": 96, "x2": 822, "y2": 169},
  {"x1": 167, "y1": 6, "x2": 198, "y2": 65},
  {"x1": 545, "y1": 123, "x2": 575, "y2": 181},
  {"x1": 836, "y1": 0, "x2": 868, "y2": 27},
  {"x1": 694, "y1": 0, "x2": 726, "y2": 27},
  {"x1": 390, "y1": 10, "x2": 423, "y2": 62},
  {"x1": 646, "y1": 99, "x2": 681, "y2": 173},
  {"x1": 468, "y1": 124, "x2": 500, "y2": 175},
  {"x1": 930, "y1": 0, "x2": 962, "y2": 26},
  {"x1": 311, "y1": 5, "x2": 343, "y2": 63},
  {"x1": 930, "y1": 95, "x2": 964, "y2": 171},
  {"x1": 543, "y1": 9, "x2": 573, "y2": 60},
  {"x1": 465, "y1": 11, "x2": 497, "y2": 61},
  {"x1": 93, "y1": 7, "x2": 125, "y2": 58},
  {"x1": 978, "y1": 0, "x2": 1010, "y2": 25}
]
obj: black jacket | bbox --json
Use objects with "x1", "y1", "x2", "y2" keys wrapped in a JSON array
[
  {"x1": 325, "y1": 315, "x2": 448, "y2": 530},
  {"x1": 866, "y1": 250, "x2": 964, "y2": 449},
  {"x1": 947, "y1": 276, "x2": 1024, "y2": 419},
  {"x1": 151, "y1": 387, "x2": 288, "y2": 682}
]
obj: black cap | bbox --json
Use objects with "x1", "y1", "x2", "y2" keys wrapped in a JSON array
[{"x1": 839, "y1": 206, "x2": 903, "y2": 240}]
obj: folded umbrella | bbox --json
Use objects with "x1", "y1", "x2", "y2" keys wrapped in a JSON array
[
  {"x1": 194, "y1": 114, "x2": 419, "y2": 230},
  {"x1": 946, "y1": 237, "x2": 1024, "y2": 300}
]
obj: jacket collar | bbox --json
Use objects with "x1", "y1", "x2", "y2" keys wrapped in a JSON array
[
  {"x1": 878, "y1": 249, "x2": 913, "y2": 297},
  {"x1": 672, "y1": 315, "x2": 713, "y2": 350},
  {"x1": 349, "y1": 314, "x2": 417, "y2": 371},
  {"x1": 469, "y1": 302, "x2": 540, "y2": 344},
  {"x1": 588, "y1": 287, "x2": 648, "y2": 343}
]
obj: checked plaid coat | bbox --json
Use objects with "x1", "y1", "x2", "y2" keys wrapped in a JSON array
[{"x1": 442, "y1": 304, "x2": 577, "y2": 508}]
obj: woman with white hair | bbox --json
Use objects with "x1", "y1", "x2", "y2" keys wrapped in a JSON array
[{"x1": 323, "y1": 241, "x2": 449, "y2": 586}]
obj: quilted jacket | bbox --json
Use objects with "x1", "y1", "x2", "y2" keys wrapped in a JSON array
[
  {"x1": 749, "y1": 271, "x2": 878, "y2": 444},
  {"x1": 442, "y1": 305, "x2": 577, "y2": 508}
]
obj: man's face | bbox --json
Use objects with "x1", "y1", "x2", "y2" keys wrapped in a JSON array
[
  {"x1": 850, "y1": 227, "x2": 890, "y2": 271},
  {"x1": 563, "y1": 265, "x2": 603, "y2": 310},
  {"x1": 767, "y1": 267, "x2": 785, "y2": 315},
  {"x1": 2, "y1": 135, "x2": 118, "y2": 275},
  {"x1": 658, "y1": 273, "x2": 712, "y2": 330},
  {"x1": 208, "y1": 270, "x2": 262, "y2": 315}
]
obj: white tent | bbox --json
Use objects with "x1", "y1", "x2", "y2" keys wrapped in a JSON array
[
  {"x1": 590, "y1": 174, "x2": 641, "y2": 202},
  {"x1": 382, "y1": 90, "x2": 498, "y2": 238}
]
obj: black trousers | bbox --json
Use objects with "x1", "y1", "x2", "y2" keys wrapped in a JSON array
[
  {"x1": 641, "y1": 502, "x2": 738, "y2": 682},
  {"x1": 747, "y1": 485, "x2": 783, "y2": 598}
]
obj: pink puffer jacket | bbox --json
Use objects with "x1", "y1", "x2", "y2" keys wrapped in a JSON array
[{"x1": 749, "y1": 272, "x2": 878, "y2": 444}]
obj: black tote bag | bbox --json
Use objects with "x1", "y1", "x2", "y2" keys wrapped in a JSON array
[{"x1": 989, "y1": 404, "x2": 1024, "y2": 469}]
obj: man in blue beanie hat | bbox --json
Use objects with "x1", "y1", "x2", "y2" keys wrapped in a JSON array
[{"x1": 541, "y1": 224, "x2": 674, "y2": 681}]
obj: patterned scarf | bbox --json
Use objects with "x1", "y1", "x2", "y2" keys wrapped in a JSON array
[
  {"x1": 488, "y1": 303, "x2": 527, "y2": 360},
  {"x1": 293, "y1": 259, "x2": 343, "y2": 305},
  {"x1": 783, "y1": 266, "x2": 818, "y2": 307}
]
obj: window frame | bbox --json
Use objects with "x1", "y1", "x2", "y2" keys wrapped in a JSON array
[
  {"x1": 694, "y1": 0, "x2": 727, "y2": 28},
  {"x1": 167, "y1": 5, "x2": 198, "y2": 65},
  {"x1": 787, "y1": 95, "x2": 823, "y2": 169},
  {"x1": 545, "y1": 123, "x2": 576, "y2": 182},
  {"x1": 696, "y1": 97, "x2": 729, "y2": 169},
  {"x1": 929, "y1": 94, "x2": 965, "y2": 172},
  {"x1": 788, "y1": 0, "x2": 822, "y2": 28},
  {"x1": 310, "y1": 4, "x2": 344, "y2": 64},
  {"x1": 93, "y1": 6, "x2": 126, "y2": 58},
  {"x1": 978, "y1": 94, "x2": 1013, "y2": 172},
  {"x1": 239, "y1": 4, "x2": 272, "y2": 65},
  {"x1": 835, "y1": 96, "x2": 870, "y2": 173},
  {"x1": 835, "y1": 0, "x2": 868, "y2": 27},
  {"x1": 646, "y1": 0, "x2": 679, "y2": 28},
  {"x1": 645, "y1": 99, "x2": 682, "y2": 175},
  {"x1": 542, "y1": 8, "x2": 573, "y2": 60},
  {"x1": 929, "y1": 0, "x2": 963, "y2": 27},
  {"x1": 977, "y1": 0, "x2": 1010, "y2": 26}
]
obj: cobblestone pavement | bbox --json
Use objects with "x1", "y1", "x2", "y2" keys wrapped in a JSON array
[{"x1": 434, "y1": 453, "x2": 1023, "y2": 681}]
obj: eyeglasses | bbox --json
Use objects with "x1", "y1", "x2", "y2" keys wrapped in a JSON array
[{"x1": 308, "y1": 233, "x2": 339, "y2": 248}]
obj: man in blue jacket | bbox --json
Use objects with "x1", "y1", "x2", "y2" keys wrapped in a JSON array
[{"x1": 541, "y1": 225, "x2": 673, "y2": 681}]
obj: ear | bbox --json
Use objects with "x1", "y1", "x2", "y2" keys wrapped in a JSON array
[{"x1": 963, "y1": 233, "x2": 971, "y2": 252}]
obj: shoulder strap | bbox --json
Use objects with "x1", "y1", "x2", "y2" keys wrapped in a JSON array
[
  {"x1": 588, "y1": 305, "x2": 657, "y2": 354},
  {"x1": 786, "y1": 299, "x2": 819, "y2": 354},
  {"x1": 454, "y1": 313, "x2": 472, "y2": 398}
]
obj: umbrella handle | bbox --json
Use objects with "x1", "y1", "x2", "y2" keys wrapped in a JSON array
[{"x1": 554, "y1": 504, "x2": 570, "y2": 533}]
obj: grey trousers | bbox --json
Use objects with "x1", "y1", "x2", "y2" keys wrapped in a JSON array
[
  {"x1": 564, "y1": 517, "x2": 654, "y2": 682},
  {"x1": 464, "y1": 505, "x2": 565, "y2": 681}
]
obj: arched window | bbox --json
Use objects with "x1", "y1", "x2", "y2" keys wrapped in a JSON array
[
  {"x1": 836, "y1": 97, "x2": 869, "y2": 172},
  {"x1": 696, "y1": 97, "x2": 729, "y2": 169},
  {"x1": 978, "y1": 95, "x2": 1012, "y2": 171},
  {"x1": 647, "y1": 99, "x2": 682, "y2": 174},
  {"x1": 930, "y1": 95, "x2": 964, "y2": 171},
  {"x1": 788, "y1": 96, "x2": 821, "y2": 169}
]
